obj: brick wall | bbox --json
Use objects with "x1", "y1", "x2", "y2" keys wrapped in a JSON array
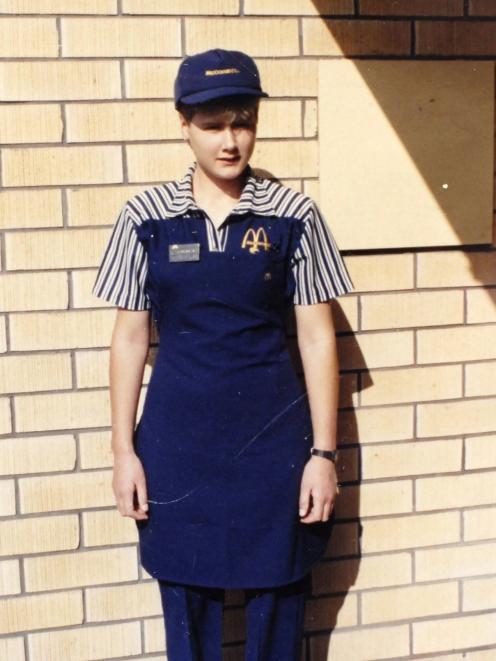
[{"x1": 1, "y1": 1, "x2": 495, "y2": 660}]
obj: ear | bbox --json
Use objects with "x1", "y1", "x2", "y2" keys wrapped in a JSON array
[{"x1": 178, "y1": 112, "x2": 190, "y2": 141}]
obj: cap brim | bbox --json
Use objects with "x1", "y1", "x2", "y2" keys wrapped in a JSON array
[{"x1": 176, "y1": 86, "x2": 269, "y2": 107}]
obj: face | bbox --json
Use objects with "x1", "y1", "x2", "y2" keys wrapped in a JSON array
[{"x1": 179, "y1": 105, "x2": 257, "y2": 184}]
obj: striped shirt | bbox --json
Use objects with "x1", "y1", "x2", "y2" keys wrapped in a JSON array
[{"x1": 92, "y1": 161, "x2": 354, "y2": 309}]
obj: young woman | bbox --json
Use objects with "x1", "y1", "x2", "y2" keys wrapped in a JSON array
[{"x1": 92, "y1": 48, "x2": 354, "y2": 661}]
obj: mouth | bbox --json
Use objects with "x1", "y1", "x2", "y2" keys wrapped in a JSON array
[{"x1": 217, "y1": 156, "x2": 241, "y2": 164}]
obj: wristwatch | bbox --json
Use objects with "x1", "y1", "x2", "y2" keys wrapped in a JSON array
[{"x1": 310, "y1": 447, "x2": 338, "y2": 463}]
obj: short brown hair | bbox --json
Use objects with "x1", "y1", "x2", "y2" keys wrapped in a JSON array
[{"x1": 177, "y1": 94, "x2": 260, "y2": 125}]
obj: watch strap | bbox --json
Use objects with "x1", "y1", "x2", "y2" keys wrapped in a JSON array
[{"x1": 310, "y1": 447, "x2": 338, "y2": 463}]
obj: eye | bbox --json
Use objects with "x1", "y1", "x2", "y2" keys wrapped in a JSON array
[{"x1": 233, "y1": 121, "x2": 253, "y2": 129}]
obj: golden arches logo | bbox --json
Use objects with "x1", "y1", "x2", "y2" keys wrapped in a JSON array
[{"x1": 241, "y1": 227, "x2": 271, "y2": 254}]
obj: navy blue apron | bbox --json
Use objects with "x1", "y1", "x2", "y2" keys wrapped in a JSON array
[{"x1": 133, "y1": 211, "x2": 334, "y2": 589}]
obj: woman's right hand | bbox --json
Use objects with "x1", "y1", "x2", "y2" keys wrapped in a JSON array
[{"x1": 112, "y1": 451, "x2": 149, "y2": 520}]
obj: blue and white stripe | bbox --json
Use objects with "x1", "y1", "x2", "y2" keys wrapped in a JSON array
[{"x1": 92, "y1": 161, "x2": 354, "y2": 309}]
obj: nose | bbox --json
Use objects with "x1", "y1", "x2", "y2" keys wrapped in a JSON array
[{"x1": 221, "y1": 126, "x2": 237, "y2": 151}]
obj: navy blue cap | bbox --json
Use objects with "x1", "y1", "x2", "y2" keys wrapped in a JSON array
[{"x1": 174, "y1": 48, "x2": 269, "y2": 109}]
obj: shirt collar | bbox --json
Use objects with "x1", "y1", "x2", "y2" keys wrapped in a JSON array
[{"x1": 166, "y1": 160, "x2": 277, "y2": 218}]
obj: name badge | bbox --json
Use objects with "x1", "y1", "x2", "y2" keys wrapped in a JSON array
[{"x1": 168, "y1": 242, "x2": 200, "y2": 262}]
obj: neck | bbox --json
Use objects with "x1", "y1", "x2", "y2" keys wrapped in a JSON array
[{"x1": 192, "y1": 162, "x2": 248, "y2": 206}]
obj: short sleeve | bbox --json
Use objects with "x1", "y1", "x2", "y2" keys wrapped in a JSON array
[
  {"x1": 291, "y1": 200, "x2": 354, "y2": 305},
  {"x1": 92, "y1": 203, "x2": 151, "y2": 310}
]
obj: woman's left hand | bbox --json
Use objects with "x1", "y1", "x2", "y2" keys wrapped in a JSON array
[{"x1": 298, "y1": 456, "x2": 340, "y2": 524}]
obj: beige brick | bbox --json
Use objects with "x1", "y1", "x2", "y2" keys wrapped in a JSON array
[
  {"x1": 87, "y1": 580, "x2": 161, "y2": 621},
  {"x1": 10, "y1": 309, "x2": 115, "y2": 351},
  {"x1": 0, "y1": 103, "x2": 61, "y2": 144},
  {"x1": 466, "y1": 360, "x2": 496, "y2": 397},
  {"x1": 62, "y1": 17, "x2": 181, "y2": 57},
  {"x1": 417, "y1": 397, "x2": 496, "y2": 438},
  {"x1": 19, "y1": 469, "x2": 113, "y2": 514},
  {"x1": 305, "y1": 592, "x2": 357, "y2": 631},
  {"x1": 418, "y1": 325, "x2": 496, "y2": 364},
  {"x1": 125, "y1": 58, "x2": 181, "y2": 99},
  {"x1": 336, "y1": 480, "x2": 413, "y2": 519},
  {"x1": 361, "y1": 0, "x2": 464, "y2": 15},
  {"x1": 417, "y1": 470, "x2": 496, "y2": 511},
  {"x1": 303, "y1": 100, "x2": 317, "y2": 138},
  {"x1": 327, "y1": 521, "x2": 359, "y2": 558},
  {"x1": 5, "y1": 227, "x2": 111, "y2": 268},
  {"x1": 2, "y1": 145, "x2": 122, "y2": 187},
  {"x1": 0, "y1": 590, "x2": 82, "y2": 634},
  {"x1": 0, "y1": 637, "x2": 24, "y2": 661},
  {"x1": 82, "y1": 508, "x2": 138, "y2": 547},
  {"x1": 254, "y1": 139, "x2": 319, "y2": 178},
  {"x1": 346, "y1": 252, "x2": 414, "y2": 293},
  {"x1": 126, "y1": 142, "x2": 192, "y2": 183},
  {"x1": 0, "y1": 480, "x2": 16, "y2": 516},
  {"x1": 464, "y1": 575, "x2": 496, "y2": 611},
  {"x1": 246, "y1": 0, "x2": 352, "y2": 14},
  {"x1": 0, "y1": 514, "x2": 78, "y2": 556},
  {"x1": 465, "y1": 434, "x2": 496, "y2": 470},
  {"x1": 413, "y1": 611, "x2": 496, "y2": 654},
  {"x1": 361, "y1": 364, "x2": 462, "y2": 406},
  {"x1": 416, "y1": 20, "x2": 496, "y2": 56},
  {"x1": 0, "y1": 353, "x2": 72, "y2": 394},
  {"x1": 361, "y1": 511, "x2": 460, "y2": 553},
  {"x1": 66, "y1": 101, "x2": 178, "y2": 143},
  {"x1": 0, "y1": 320, "x2": 6, "y2": 355},
  {"x1": 0, "y1": 188, "x2": 62, "y2": 230},
  {"x1": 185, "y1": 17, "x2": 300, "y2": 56},
  {"x1": 0, "y1": 434, "x2": 75, "y2": 476},
  {"x1": 0, "y1": 17, "x2": 57, "y2": 57},
  {"x1": 331, "y1": 294, "x2": 357, "y2": 333},
  {"x1": 25, "y1": 546, "x2": 137, "y2": 591},
  {"x1": 0, "y1": 559, "x2": 20, "y2": 596},
  {"x1": 28, "y1": 621, "x2": 141, "y2": 660},
  {"x1": 339, "y1": 329, "x2": 414, "y2": 370},
  {"x1": 302, "y1": 177, "x2": 318, "y2": 200},
  {"x1": 417, "y1": 250, "x2": 496, "y2": 288},
  {"x1": 339, "y1": 404, "x2": 414, "y2": 444},
  {"x1": 362, "y1": 580, "x2": 459, "y2": 624},
  {"x1": 75, "y1": 349, "x2": 110, "y2": 387},
  {"x1": 363, "y1": 438, "x2": 462, "y2": 479},
  {"x1": 416, "y1": 540, "x2": 496, "y2": 582},
  {"x1": 76, "y1": 346, "x2": 153, "y2": 388},
  {"x1": 67, "y1": 184, "x2": 146, "y2": 227},
  {"x1": 340, "y1": 372, "x2": 358, "y2": 409},
  {"x1": 467, "y1": 287, "x2": 496, "y2": 323},
  {"x1": 303, "y1": 18, "x2": 411, "y2": 55},
  {"x1": 0, "y1": 0, "x2": 117, "y2": 13},
  {"x1": 470, "y1": 0, "x2": 496, "y2": 15},
  {"x1": 315, "y1": 552, "x2": 411, "y2": 594},
  {"x1": 311, "y1": 623, "x2": 410, "y2": 661},
  {"x1": 0, "y1": 272, "x2": 68, "y2": 311},
  {"x1": 123, "y1": 0, "x2": 238, "y2": 13},
  {"x1": 79, "y1": 430, "x2": 113, "y2": 469},
  {"x1": 257, "y1": 100, "x2": 302, "y2": 138},
  {"x1": 258, "y1": 59, "x2": 318, "y2": 97},
  {"x1": 464, "y1": 506, "x2": 496, "y2": 541},
  {"x1": 410, "y1": 652, "x2": 496, "y2": 661},
  {"x1": 143, "y1": 617, "x2": 165, "y2": 654},
  {"x1": 362, "y1": 290, "x2": 463, "y2": 331},
  {"x1": 0, "y1": 60, "x2": 121, "y2": 102}
]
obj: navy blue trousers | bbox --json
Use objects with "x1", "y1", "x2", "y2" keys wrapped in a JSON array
[{"x1": 158, "y1": 573, "x2": 312, "y2": 661}]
